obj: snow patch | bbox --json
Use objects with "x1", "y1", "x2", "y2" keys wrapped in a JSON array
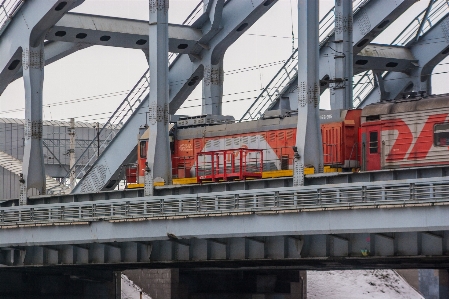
[
  {"x1": 121, "y1": 274, "x2": 152, "y2": 299},
  {"x1": 307, "y1": 270, "x2": 424, "y2": 299}
]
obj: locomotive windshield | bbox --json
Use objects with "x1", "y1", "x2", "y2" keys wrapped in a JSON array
[{"x1": 434, "y1": 123, "x2": 449, "y2": 146}]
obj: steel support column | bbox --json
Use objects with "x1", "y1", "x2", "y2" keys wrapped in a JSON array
[
  {"x1": 201, "y1": 0, "x2": 225, "y2": 115},
  {"x1": 294, "y1": 0, "x2": 323, "y2": 186},
  {"x1": 145, "y1": 0, "x2": 172, "y2": 195},
  {"x1": 21, "y1": 42, "x2": 46, "y2": 203},
  {"x1": 202, "y1": 59, "x2": 224, "y2": 115},
  {"x1": 330, "y1": 0, "x2": 353, "y2": 109}
]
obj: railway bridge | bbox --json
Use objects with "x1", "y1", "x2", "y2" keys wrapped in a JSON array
[{"x1": 2, "y1": 0, "x2": 449, "y2": 298}]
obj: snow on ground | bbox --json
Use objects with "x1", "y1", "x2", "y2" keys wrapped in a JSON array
[
  {"x1": 307, "y1": 270, "x2": 424, "y2": 299},
  {"x1": 121, "y1": 274, "x2": 152, "y2": 299}
]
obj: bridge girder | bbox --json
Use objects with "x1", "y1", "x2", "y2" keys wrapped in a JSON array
[{"x1": 1, "y1": 189, "x2": 449, "y2": 268}]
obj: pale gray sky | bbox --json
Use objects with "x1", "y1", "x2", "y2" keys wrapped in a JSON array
[{"x1": 0, "y1": 0, "x2": 443, "y2": 122}]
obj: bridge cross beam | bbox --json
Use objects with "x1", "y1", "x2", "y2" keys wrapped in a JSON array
[
  {"x1": 145, "y1": 0, "x2": 173, "y2": 195},
  {"x1": 294, "y1": 0, "x2": 324, "y2": 186}
]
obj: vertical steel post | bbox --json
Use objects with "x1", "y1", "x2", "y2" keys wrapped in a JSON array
[
  {"x1": 69, "y1": 118, "x2": 76, "y2": 191},
  {"x1": 294, "y1": 0, "x2": 323, "y2": 186},
  {"x1": 202, "y1": 60, "x2": 224, "y2": 115},
  {"x1": 95, "y1": 122, "x2": 100, "y2": 157},
  {"x1": 330, "y1": 0, "x2": 353, "y2": 109},
  {"x1": 21, "y1": 41, "x2": 46, "y2": 203},
  {"x1": 201, "y1": 0, "x2": 225, "y2": 115},
  {"x1": 145, "y1": 0, "x2": 172, "y2": 196}
]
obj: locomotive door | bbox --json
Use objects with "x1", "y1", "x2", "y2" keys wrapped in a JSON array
[{"x1": 365, "y1": 129, "x2": 381, "y2": 170}]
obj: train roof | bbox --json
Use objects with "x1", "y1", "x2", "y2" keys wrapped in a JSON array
[{"x1": 362, "y1": 93, "x2": 449, "y2": 116}]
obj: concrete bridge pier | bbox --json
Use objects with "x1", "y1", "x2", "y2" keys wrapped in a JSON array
[
  {"x1": 124, "y1": 268, "x2": 307, "y2": 299},
  {"x1": 397, "y1": 269, "x2": 449, "y2": 299}
]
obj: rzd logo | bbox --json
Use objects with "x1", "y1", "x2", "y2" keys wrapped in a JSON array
[{"x1": 382, "y1": 114, "x2": 448, "y2": 161}]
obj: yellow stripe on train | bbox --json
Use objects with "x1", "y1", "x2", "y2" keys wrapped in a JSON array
[{"x1": 126, "y1": 167, "x2": 344, "y2": 188}]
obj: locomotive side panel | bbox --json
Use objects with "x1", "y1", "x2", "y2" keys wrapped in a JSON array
[
  {"x1": 322, "y1": 122, "x2": 343, "y2": 166},
  {"x1": 382, "y1": 108, "x2": 449, "y2": 169},
  {"x1": 362, "y1": 95, "x2": 449, "y2": 171},
  {"x1": 343, "y1": 109, "x2": 362, "y2": 168}
]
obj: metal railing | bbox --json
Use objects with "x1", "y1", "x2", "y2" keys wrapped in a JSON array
[
  {"x1": 3, "y1": 177, "x2": 449, "y2": 227},
  {"x1": 0, "y1": 0, "x2": 24, "y2": 36},
  {"x1": 353, "y1": 0, "x2": 449, "y2": 108},
  {"x1": 239, "y1": 0, "x2": 370, "y2": 122},
  {"x1": 392, "y1": 0, "x2": 449, "y2": 46}
]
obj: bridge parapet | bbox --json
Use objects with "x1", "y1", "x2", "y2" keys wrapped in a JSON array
[{"x1": 2, "y1": 176, "x2": 449, "y2": 228}]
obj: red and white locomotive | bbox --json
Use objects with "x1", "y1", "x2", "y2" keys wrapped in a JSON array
[{"x1": 126, "y1": 94, "x2": 449, "y2": 186}]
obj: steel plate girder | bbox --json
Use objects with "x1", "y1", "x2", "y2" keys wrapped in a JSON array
[
  {"x1": 46, "y1": 12, "x2": 203, "y2": 53},
  {"x1": 1, "y1": 232, "x2": 448, "y2": 268},
  {"x1": 1, "y1": 213, "x2": 449, "y2": 268},
  {"x1": 360, "y1": 14, "x2": 449, "y2": 107}
]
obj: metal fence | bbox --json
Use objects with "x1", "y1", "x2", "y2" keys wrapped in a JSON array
[{"x1": 3, "y1": 177, "x2": 449, "y2": 227}]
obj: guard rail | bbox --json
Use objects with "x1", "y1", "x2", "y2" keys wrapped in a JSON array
[{"x1": 4, "y1": 177, "x2": 449, "y2": 227}]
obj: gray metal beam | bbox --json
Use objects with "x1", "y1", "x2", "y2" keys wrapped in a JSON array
[
  {"x1": 353, "y1": 43, "x2": 418, "y2": 74},
  {"x1": 46, "y1": 12, "x2": 203, "y2": 53},
  {"x1": 330, "y1": 0, "x2": 353, "y2": 109},
  {"x1": 360, "y1": 13, "x2": 449, "y2": 106},
  {"x1": 294, "y1": 0, "x2": 323, "y2": 185},
  {"x1": 200, "y1": 0, "x2": 225, "y2": 115},
  {"x1": 145, "y1": 0, "x2": 172, "y2": 193}
]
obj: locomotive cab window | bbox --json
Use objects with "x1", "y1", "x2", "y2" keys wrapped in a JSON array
[
  {"x1": 369, "y1": 131, "x2": 378, "y2": 153},
  {"x1": 434, "y1": 123, "x2": 449, "y2": 146},
  {"x1": 140, "y1": 141, "x2": 147, "y2": 158}
]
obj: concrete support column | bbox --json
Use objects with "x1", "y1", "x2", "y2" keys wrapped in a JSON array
[
  {"x1": 330, "y1": 0, "x2": 353, "y2": 110},
  {"x1": 145, "y1": 0, "x2": 172, "y2": 195},
  {"x1": 294, "y1": 0, "x2": 323, "y2": 186},
  {"x1": 21, "y1": 42, "x2": 46, "y2": 204},
  {"x1": 398, "y1": 269, "x2": 449, "y2": 299},
  {"x1": 202, "y1": 59, "x2": 224, "y2": 115}
]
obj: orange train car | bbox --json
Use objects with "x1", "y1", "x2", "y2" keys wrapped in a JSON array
[{"x1": 127, "y1": 94, "x2": 449, "y2": 186}]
